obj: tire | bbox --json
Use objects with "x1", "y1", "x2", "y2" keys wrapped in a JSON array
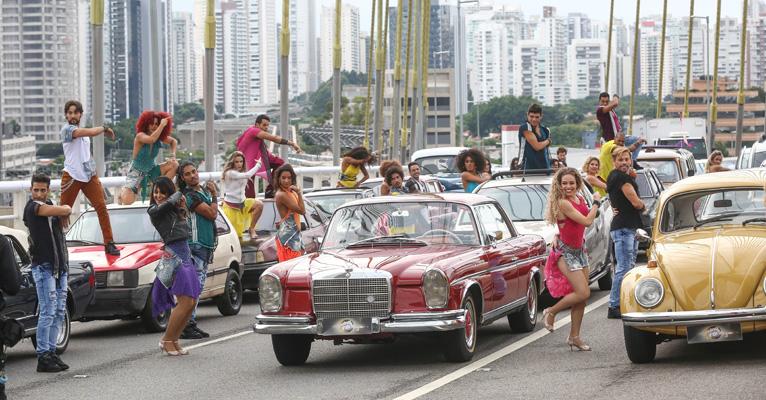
[
  {"x1": 272, "y1": 334, "x2": 312, "y2": 366},
  {"x1": 443, "y1": 295, "x2": 478, "y2": 362},
  {"x1": 598, "y1": 244, "x2": 616, "y2": 291},
  {"x1": 31, "y1": 307, "x2": 71, "y2": 355},
  {"x1": 623, "y1": 325, "x2": 657, "y2": 363},
  {"x1": 216, "y1": 268, "x2": 243, "y2": 316},
  {"x1": 508, "y1": 278, "x2": 538, "y2": 333},
  {"x1": 141, "y1": 288, "x2": 169, "y2": 333}
]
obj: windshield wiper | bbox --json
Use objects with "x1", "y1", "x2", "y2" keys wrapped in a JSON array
[
  {"x1": 693, "y1": 212, "x2": 742, "y2": 230},
  {"x1": 346, "y1": 234, "x2": 427, "y2": 248},
  {"x1": 742, "y1": 217, "x2": 766, "y2": 226},
  {"x1": 66, "y1": 239, "x2": 104, "y2": 246}
]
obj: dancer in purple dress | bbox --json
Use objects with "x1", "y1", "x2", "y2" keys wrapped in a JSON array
[{"x1": 147, "y1": 177, "x2": 201, "y2": 356}]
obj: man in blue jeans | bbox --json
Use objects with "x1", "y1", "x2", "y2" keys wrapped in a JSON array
[
  {"x1": 178, "y1": 161, "x2": 218, "y2": 339},
  {"x1": 23, "y1": 174, "x2": 73, "y2": 372},
  {"x1": 605, "y1": 147, "x2": 645, "y2": 319}
]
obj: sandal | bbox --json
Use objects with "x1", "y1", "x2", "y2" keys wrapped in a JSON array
[{"x1": 542, "y1": 308, "x2": 555, "y2": 332}]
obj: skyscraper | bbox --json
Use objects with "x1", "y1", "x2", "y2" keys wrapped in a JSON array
[
  {"x1": 567, "y1": 13, "x2": 592, "y2": 43},
  {"x1": 249, "y1": 0, "x2": 278, "y2": 105},
  {"x1": 215, "y1": 0, "x2": 250, "y2": 115},
  {"x1": 388, "y1": 0, "x2": 459, "y2": 69},
  {"x1": 171, "y1": 12, "x2": 198, "y2": 106},
  {"x1": 319, "y1": 3, "x2": 362, "y2": 82},
  {"x1": 289, "y1": 0, "x2": 318, "y2": 98},
  {"x1": 567, "y1": 39, "x2": 607, "y2": 99},
  {"x1": 535, "y1": 7, "x2": 570, "y2": 105},
  {"x1": 671, "y1": 17, "x2": 708, "y2": 91},
  {"x1": 638, "y1": 20, "x2": 672, "y2": 97},
  {"x1": 1, "y1": 0, "x2": 80, "y2": 143}
]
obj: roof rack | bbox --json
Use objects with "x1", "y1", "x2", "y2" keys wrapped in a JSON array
[{"x1": 491, "y1": 169, "x2": 554, "y2": 182}]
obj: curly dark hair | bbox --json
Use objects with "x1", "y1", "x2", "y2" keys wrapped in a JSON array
[
  {"x1": 378, "y1": 160, "x2": 402, "y2": 178},
  {"x1": 136, "y1": 111, "x2": 173, "y2": 142},
  {"x1": 177, "y1": 160, "x2": 196, "y2": 191},
  {"x1": 343, "y1": 146, "x2": 370, "y2": 160},
  {"x1": 455, "y1": 149, "x2": 486, "y2": 173},
  {"x1": 273, "y1": 164, "x2": 297, "y2": 191},
  {"x1": 384, "y1": 165, "x2": 404, "y2": 186}
]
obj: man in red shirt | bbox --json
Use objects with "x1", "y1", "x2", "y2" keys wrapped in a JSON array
[
  {"x1": 235, "y1": 115, "x2": 301, "y2": 199},
  {"x1": 596, "y1": 92, "x2": 621, "y2": 142}
]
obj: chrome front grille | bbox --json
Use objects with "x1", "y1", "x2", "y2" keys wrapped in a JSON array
[
  {"x1": 95, "y1": 271, "x2": 107, "y2": 288},
  {"x1": 312, "y1": 277, "x2": 391, "y2": 319}
]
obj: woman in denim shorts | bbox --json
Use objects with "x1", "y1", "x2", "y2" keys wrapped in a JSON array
[{"x1": 542, "y1": 168, "x2": 602, "y2": 351}]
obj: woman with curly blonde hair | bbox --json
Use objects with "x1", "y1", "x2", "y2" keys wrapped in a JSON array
[
  {"x1": 542, "y1": 167, "x2": 601, "y2": 351},
  {"x1": 705, "y1": 150, "x2": 729, "y2": 173}
]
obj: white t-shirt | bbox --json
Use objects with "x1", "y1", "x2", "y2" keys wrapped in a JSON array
[{"x1": 61, "y1": 124, "x2": 96, "y2": 182}]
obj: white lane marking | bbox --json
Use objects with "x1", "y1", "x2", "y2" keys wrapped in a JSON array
[
  {"x1": 183, "y1": 330, "x2": 253, "y2": 351},
  {"x1": 393, "y1": 295, "x2": 611, "y2": 400}
]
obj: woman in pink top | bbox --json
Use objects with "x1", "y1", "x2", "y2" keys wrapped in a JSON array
[{"x1": 542, "y1": 168, "x2": 601, "y2": 351}]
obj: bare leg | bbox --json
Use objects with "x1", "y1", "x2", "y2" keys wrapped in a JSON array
[
  {"x1": 162, "y1": 295, "x2": 196, "y2": 351},
  {"x1": 119, "y1": 187, "x2": 136, "y2": 205},
  {"x1": 547, "y1": 259, "x2": 591, "y2": 315},
  {"x1": 160, "y1": 159, "x2": 179, "y2": 180},
  {"x1": 569, "y1": 268, "x2": 589, "y2": 339}
]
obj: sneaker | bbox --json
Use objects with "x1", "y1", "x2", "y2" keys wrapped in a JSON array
[
  {"x1": 180, "y1": 324, "x2": 205, "y2": 340},
  {"x1": 36, "y1": 353, "x2": 63, "y2": 373},
  {"x1": 49, "y1": 352, "x2": 69, "y2": 370},
  {"x1": 192, "y1": 324, "x2": 210, "y2": 338},
  {"x1": 607, "y1": 307, "x2": 622, "y2": 319},
  {"x1": 105, "y1": 241, "x2": 121, "y2": 256}
]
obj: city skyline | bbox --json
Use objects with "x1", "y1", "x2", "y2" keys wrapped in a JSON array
[{"x1": 173, "y1": 0, "x2": 747, "y2": 31}]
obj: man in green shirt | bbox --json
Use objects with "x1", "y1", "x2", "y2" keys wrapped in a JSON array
[{"x1": 178, "y1": 161, "x2": 219, "y2": 339}]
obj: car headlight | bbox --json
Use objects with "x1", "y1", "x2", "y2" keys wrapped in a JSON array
[
  {"x1": 259, "y1": 273, "x2": 283, "y2": 312},
  {"x1": 422, "y1": 268, "x2": 449, "y2": 309},
  {"x1": 107, "y1": 271, "x2": 125, "y2": 287},
  {"x1": 634, "y1": 278, "x2": 664, "y2": 309}
]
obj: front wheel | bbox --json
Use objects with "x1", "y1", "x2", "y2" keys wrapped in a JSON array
[
  {"x1": 141, "y1": 288, "x2": 169, "y2": 333},
  {"x1": 215, "y1": 268, "x2": 243, "y2": 316},
  {"x1": 443, "y1": 295, "x2": 478, "y2": 362},
  {"x1": 272, "y1": 334, "x2": 312, "y2": 366},
  {"x1": 31, "y1": 307, "x2": 71, "y2": 355},
  {"x1": 508, "y1": 278, "x2": 538, "y2": 332},
  {"x1": 623, "y1": 325, "x2": 657, "y2": 363}
]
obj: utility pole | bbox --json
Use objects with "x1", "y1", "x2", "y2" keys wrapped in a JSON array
[
  {"x1": 710, "y1": 0, "x2": 722, "y2": 149},
  {"x1": 332, "y1": 0, "x2": 341, "y2": 166},
  {"x1": 372, "y1": 0, "x2": 384, "y2": 154},
  {"x1": 735, "y1": 0, "x2": 748, "y2": 156},
  {"x1": 280, "y1": 0, "x2": 290, "y2": 161},
  {"x1": 391, "y1": 0, "x2": 405, "y2": 161},
  {"x1": 204, "y1": 0, "x2": 215, "y2": 171},
  {"x1": 92, "y1": 0, "x2": 105, "y2": 176},
  {"x1": 417, "y1": 0, "x2": 431, "y2": 152},
  {"x1": 410, "y1": 0, "x2": 422, "y2": 152}
]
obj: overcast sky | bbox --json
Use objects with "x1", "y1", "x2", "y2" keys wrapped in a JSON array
[{"x1": 173, "y1": 0, "x2": 748, "y2": 30}]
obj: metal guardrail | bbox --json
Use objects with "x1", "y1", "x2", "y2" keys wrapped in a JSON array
[{"x1": 0, "y1": 165, "x2": 379, "y2": 229}]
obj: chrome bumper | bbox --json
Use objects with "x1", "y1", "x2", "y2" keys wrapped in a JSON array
[
  {"x1": 623, "y1": 306, "x2": 766, "y2": 327},
  {"x1": 253, "y1": 310, "x2": 466, "y2": 335}
]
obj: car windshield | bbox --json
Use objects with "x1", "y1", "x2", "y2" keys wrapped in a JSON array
[
  {"x1": 634, "y1": 173, "x2": 654, "y2": 198},
  {"x1": 752, "y1": 151, "x2": 766, "y2": 169},
  {"x1": 477, "y1": 184, "x2": 548, "y2": 222},
  {"x1": 322, "y1": 202, "x2": 480, "y2": 249},
  {"x1": 641, "y1": 160, "x2": 680, "y2": 183},
  {"x1": 67, "y1": 207, "x2": 161, "y2": 244},
  {"x1": 255, "y1": 202, "x2": 278, "y2": 232},
  {"x1": 656, "y1": 138, "x2": 706, "y2": 159},
  {"x1": 307, "y1": 193, "x2": 364, "y2": 216},
  {"x1": 415, "y1": 155, "x2": 458, "y2": 175},
  {"x1": 660, "y1": 188, "x2": 766, "y2": 232}
]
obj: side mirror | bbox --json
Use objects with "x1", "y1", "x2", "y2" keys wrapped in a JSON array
[{"x1": 636, "y1": 228, "x2": 651, "y2": 243}]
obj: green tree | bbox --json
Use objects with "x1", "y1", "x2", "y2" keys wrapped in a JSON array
[{"x1": 174, "y1": 102, "x2": 205, "y2": 122}]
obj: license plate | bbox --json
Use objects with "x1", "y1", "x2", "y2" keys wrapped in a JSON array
[
  {"x1": 687, "y1": 323, "x2": 743, "y2": 344},
  {"x1": 317, "y1": 317, "x2": 379, "y2": 336}
]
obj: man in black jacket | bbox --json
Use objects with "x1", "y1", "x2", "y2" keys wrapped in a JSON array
[
  {"x1": 1, "y1": 233, "x2": 22, "y2": 399},
  {"x1": 23, "y1": 174, "x2": 72, "y2": 372}
]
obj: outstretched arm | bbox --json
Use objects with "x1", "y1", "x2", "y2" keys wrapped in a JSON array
[
  {"x1": 73, "y1": 126, "x2": 116, "y2": 140},
  {"x1": 255, "y1": 130, "x2": 302, "y2": 153}
]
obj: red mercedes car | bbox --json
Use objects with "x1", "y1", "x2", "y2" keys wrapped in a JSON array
[{"x1": 254, "y1": 193, "x2": 546, "y2": 365}]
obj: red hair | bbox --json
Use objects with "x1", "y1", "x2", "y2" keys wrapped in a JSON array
[{"x1": 136, "y1": 111, "x2": 173, "y2": 142}]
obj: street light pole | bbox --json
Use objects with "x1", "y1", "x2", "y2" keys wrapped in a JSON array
[
  {"x1": 91, "y1": 0, "x2": 105, "y2": 176},
  {"x1": 204, "y1": 0, "x2": 215, "y2": 172},
  {"x1": 457, "y1": 0, "x2": 478, "y2": 148},
  {"x1": 332, "y1": 0, "x2": 342, "y2": 166},
  {"x1": 692, "y1": 15, "x2": 711, "y2": 149}
]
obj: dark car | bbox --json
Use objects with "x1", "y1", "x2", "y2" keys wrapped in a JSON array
[
  {"x1": 634, "y1": 169, "x2": 664, "y2": 249},
  {"x1": 0, "y1": 226, "x2": 95, "y2": 354},
  {"x1": 240, "y1": 198, "x2": 329, "y2": 290}
]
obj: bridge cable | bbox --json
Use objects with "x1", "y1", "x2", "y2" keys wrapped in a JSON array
[
  {"x1": 628, "y1": 0, "x2": 641, "y2": 135},
  {"x1": 681, "y1": 0, "x2": 695, "y2": 119},
  {"x1": 363, "y1": 0, "x2": 377, "y2": 149}
]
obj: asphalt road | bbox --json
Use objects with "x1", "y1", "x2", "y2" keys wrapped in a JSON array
[{"x1": 5, "y1": 263, "x2": 766, "y2": 400}]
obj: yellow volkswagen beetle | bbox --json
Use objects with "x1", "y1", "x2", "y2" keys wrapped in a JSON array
[{"x1": 621, "y1": 169, "x2": 766, "y2": 363}]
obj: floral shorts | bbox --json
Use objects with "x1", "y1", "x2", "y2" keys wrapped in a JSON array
[{"x1": 558, "y1": 242, "x2": 589, "y2": 272}]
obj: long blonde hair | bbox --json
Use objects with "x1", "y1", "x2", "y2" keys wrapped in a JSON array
[
  {"x1": 581, "y1": 156, "x2": 600, "y2": 175},
  {"x1": 222, "y1": 151, "x2": 246, "y2": 181},
  {"x1": 544, "y1": 168, "x2": 584, "y2": 224},
  {"x1": 706, "y1": 150, "x2": 723, "y2": 173}
]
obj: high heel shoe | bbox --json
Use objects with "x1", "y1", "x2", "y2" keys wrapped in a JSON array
[
  {"x1": 542, "y1": 308, "x2": 555, "y2": 332},
  {"x1": 158, "y1": 341, "x2": 181, "y2": 356},
  {"x1": 566, "y1": 336, "x2": 592, "y2": 351},
  {"x1": 173, "y1": 341, "x2": 190, "y2": 355}
]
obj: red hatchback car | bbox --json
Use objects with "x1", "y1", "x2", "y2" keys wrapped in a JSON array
[{"x1": 254, "y1": 193, "x2": 546, "y2": 365}]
